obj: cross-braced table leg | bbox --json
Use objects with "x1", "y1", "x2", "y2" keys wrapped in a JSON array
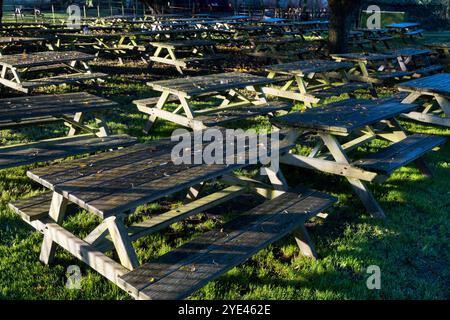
[
  {"x1": 401, "y1": 92, "x2": 450, "y2": 128},
  {"x1": 319, "y1": 133, "x2": 386, "y2": 219},
  {"x1": 40, "y1": 192, "x2": 69, "y2": 264},
  {"x1": 143, "y1": 91, "x2": 170, "y2": 133}
]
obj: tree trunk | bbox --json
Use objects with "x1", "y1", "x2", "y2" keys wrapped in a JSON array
[
  {"x1": 0, "y1": 0, "x2": 3, "y2": 24},
  {"x1": 328, "y1": 0, "x2": 362, "y2": 54}
]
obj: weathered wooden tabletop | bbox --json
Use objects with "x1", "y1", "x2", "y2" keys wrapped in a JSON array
[
  {"x1": 331, "y1": 52, "x2": 396, "y2": 62},
  {"x1": 356, "y1": 28, "x2": 389, "y2": 34},
  {"x1": 0, "y1": 37, "x2": 46, "y2": 44},
  {"x1": 0, "y1": 51, "x2": 96, "y2": 68},
  {"x1": 265, "y1": 59, "x2": 353, "y2": 76},
  {"x1": 396, "y1": 73, "x2": 450, "y2": 97},
  {"x1": 387, "y1": 48, "x2": 431, "y2": 57},
  {"x1": 271, "y1": 100, "x2": 417, "y2": 134},
  {"x1": 56, "y1": 31, "x2": 151, "y2": 39},
  {"x1": 27, "y1": 131, "x2": 288, "y2": 219},
  {"x1": 426, "y1": 42, "x2": 450, "y2": 49},
  {"x1": 0, "y1": 92, "x2": 118, "y2": 121},
  {"x1": 149, "y1": 39, "x2": 216, "y2": 48},
  {"x1": 148, "y1": 72, "x2": 280, "y2": 97},
  {"x1": 386, "y1": 22, "x2": 420, "y2": 29}
]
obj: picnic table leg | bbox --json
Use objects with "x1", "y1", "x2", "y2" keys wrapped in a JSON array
[
  {"x1": 167, "y1": 48, "x2": 184, "y2": 74},
  {"x1": 67, "y1": 112, "x2": 84, "y2": 136},
  {"x1": 94, "y1": 113, "x2": 110, "y2": 137},
  {"x1": 358, "y1": 61, "x2": 371, "y2": 78},
  {"x1": 401, "y1": 92, "x2": 422, "y2": 104},
  {"x1": 143, "y1": 91, "x2": 170, "y2": 133},
  {"x1": 40, "y1": 192, "x2": 69, "y2": 264},
  {"x1": 186, "y1": 182, "x2": 205, "y2": 200},
  {"x1": 295, "y1": 75, "x2": 312, "y2": 108},
  {"x1": 294, "y1": 224, "x2": 318, "y2": 259},
  {"x1": 247, "y1": 85, "x2": 268, "y2": 104},
  {"x1": 435, "y1": 95, "x2": 450, "y2": 118},
  {"x1": 179, "y1": 96, "x2": 195, "y2": 119},
  {"x1": 263, "y1": 167, "x2": 289, "y2": 192},
  {"x1": 397, "y1": 56, "x2": 408, "y2": 72},
  {"x1": 319, "y1": 133, "x2": 386, "y2": 219},
  {"x1": 106, "y1": 216, "x2": 139, "y2": 270},
  {"x1": 379, "y1": 118, "x2": 433, "y2": 177}
]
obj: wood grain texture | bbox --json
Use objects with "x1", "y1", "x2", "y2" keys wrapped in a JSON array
[
  {"x1": 353, "y1": 134, "x2": 446, "y2": 174},
  {"x1": 118, "y1": 189, "x2": 336, "y2": 299},
  {"x1": 0, "y1": 92, "x2": 117, "y2": 121},
  {"x1": 271, "y1": 100, "x2": 417, "y2": 133}
]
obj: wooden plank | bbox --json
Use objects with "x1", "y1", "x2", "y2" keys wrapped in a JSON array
[
  {"x1": 308, "y1": 82, "x2": 370, "y2": 99},
  {"x1": 401, "y1": 111, "x2": 450, "y2": 128},
  {"x1": 280, "y1": 153, "x2": 378, "y2": 182},
  {"x1": 397, "y1": 73, "x2": 450, "y2": 97},
  {"x1": 149, "y1": 72, "x2": 280, "y2": 97},
  {"x1": 118, "y1": 189, "x2": 335, "y2": 299},
  {"x1": 271, "y1": 100, "x2": 418, "y2": 134},
  {"x1": 94, "y1": 185, "x2": 245, "y2": 252},
  {"x1": 106, "y1": 217, "x2": 140, "y2": 270},
  {"x1": 0, "y1": 92, "x2": 117, "y2": 121},
  {"x1": 192, "y1": 101, "x2": 292, "y2": 126},
  {"x1": 265, "y1": 59, "x2": 353, "y2": 76},
  {"x1": 0, "y1": 134, "x2": 136, "y2": 170},
  {"x1": 0, "y1": 51, "x2": 96, "y2": 68},
  {"x1": 21, "y1": 72, "x2": 107, "y2": 89},
  {"x1": 38, "y1": 222, "x2": 130, "y2": 289},
  {"x1": 27, "y1": 135, "x2": 292, "y2": 219},
  {"x1": 353, "y1": 134, "x2": 446, "y2": 174}
]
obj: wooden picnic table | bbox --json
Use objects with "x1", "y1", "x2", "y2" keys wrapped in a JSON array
[
  {"x1": 0, "y1": 92, "x2": 136, "y2": 170},
  {"x1": 135, "y1": 72, "x2": 292, "y2": 131},
  {"x1": 397, "y1": 73, "x2": 450, "y2": 128},
  {"x1": 355, "y1": 28, "x2": 393, "y2": 50},
  {"x1": 386, "y1": 22, "x2": 420, "y2": 31},
  {"x1": 0, "y1": 50, "x2": 106, "y2": 93},
  {"x1": 55, "y1": 31, "x2": 153, "y2": 64},
  {"x1": 271, "y1": 98, "x2": 446, "y2": 218},
  {"x1": 426, "y1": 42, "x2": 450, "y2": 58},
  {"x1": 9, "y1": 129, "x2": 335, "y2": 299},
  {"x1": 295, "y1": 20, "x2": 329, "y2": 37},
  {"x1": 148, "y1": 39, "x2": 226, "y2": 74},
  {"x1": 262, "y1": 59, "x2": 373, "y2": 106},
  {"x1": 386, "y1": 22, "x2": 423, "y2": 41},
  {"x1": 246, "y1": 37, "x2": 308, "y2": 63},
  {"x1": 0, "y1": 36, "x2": 50, "y2": 55},
  {"x1": 331, "y1": 52, "x2": 414, "y2": 84},
  {"x1": 387, "y1": 48, "x2": 443, "y2": 76}
]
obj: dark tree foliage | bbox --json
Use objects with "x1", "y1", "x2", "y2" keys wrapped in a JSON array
[{"x1": 328, "y1": 0, "x2": 363, "y2": 54}]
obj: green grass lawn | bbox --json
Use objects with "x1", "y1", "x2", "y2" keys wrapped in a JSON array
[{"x1": 0, "y1": 32, "x2": 449, "y2": 300}]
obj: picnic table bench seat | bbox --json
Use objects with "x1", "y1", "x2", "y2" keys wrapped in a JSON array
[
  {"x1": 353, "y1": 134, "x2": 446, "y2": 175},
  {"x1": 305, "y1": 82, "x2": 370, "y2": 100},
  {"x1": 149, "y1": 40, "x2": 217, "y2": 49},
  {"x1": 412, "y1": 65, "x2": 444, "y2": 76},
  {"x1": 371, "y1": 70, "x2": 414, "y2": 81},
  {"x1": 245, "y1": 48, "x2": 310, "y2": 61},
  {"x1": 0, "y1": 134, "x2": 136, "y2": 170},
  {"x1": 369, "y1": 35, "x2": 394, "y2": 42},
  {"x1": 404, "y1": 29, "x2": 424, "y2": 37},
  {"x1": 117, "y1": 188, "x2": 336, "y2": 300},
  {"x1": 17, "y1": 72, "x2": 107, "y2": 90},
  {"x1": 193, "y1": 101, "x2": 292, "y2": 126}
]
